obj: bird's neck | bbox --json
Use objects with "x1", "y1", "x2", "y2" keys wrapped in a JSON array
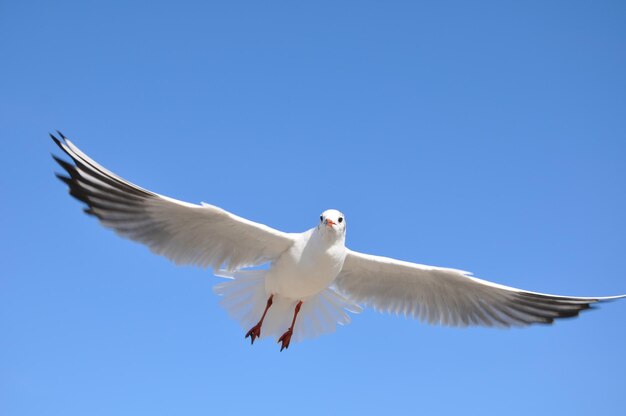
[{"x1": 313, "y1": 226, "x2": 345, "y2": 247}]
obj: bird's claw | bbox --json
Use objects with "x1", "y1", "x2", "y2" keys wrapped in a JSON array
[
  {"x1": 278, "y1": 328, "x2": 293, "y2": 351},
  {"x1": 245, "y1": 324, "x2": 262, "y2": 345}
]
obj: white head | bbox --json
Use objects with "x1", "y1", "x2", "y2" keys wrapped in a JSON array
[{"x1": 318, "y1": 209, "x2": 346, "y2": 236}]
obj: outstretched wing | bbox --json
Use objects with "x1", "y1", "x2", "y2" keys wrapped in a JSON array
[
  {"x1": 51, "y1": 132, "x2": 295, "y2": 270},
  {"x1": 335, "y1": 249, "x2": 624, "y2": 327}
]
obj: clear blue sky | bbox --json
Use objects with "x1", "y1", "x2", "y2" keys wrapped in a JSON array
[{"x1": 2, "y1": 1, "x2": 625, "y2": 415}]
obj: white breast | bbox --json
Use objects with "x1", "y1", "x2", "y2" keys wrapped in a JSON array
[{"x1": 265, "y1": 228, "x2": 347, "y2": 300}]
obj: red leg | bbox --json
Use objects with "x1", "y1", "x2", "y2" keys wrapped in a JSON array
[
  {"x1": 245, "y1": 295, "x2": 273, "y2": 345},
  {"x1": 278, "y1": 300, "x2": 303, "y2": 351}
]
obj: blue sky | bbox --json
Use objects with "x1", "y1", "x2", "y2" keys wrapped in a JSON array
[{"x1": 2, "y1": 1, "x2": 626, "y2": 415}]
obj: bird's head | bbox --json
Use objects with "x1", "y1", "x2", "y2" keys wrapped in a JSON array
[{"x1": 318, "y1": 209, "x2": 346, "y2": 236}]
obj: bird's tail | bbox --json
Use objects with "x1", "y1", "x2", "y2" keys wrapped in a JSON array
[{"x1": 213, "y1": 269, "x2": 362, "y2": 343}]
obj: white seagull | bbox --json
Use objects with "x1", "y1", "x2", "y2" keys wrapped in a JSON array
[{"x1": 51, "y1": 132, "x2": 625, "y2": 351}]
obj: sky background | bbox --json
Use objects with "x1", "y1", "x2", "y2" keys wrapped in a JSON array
[{"x1": 2, "y1": 1, "x2": 626, "y2": 415}]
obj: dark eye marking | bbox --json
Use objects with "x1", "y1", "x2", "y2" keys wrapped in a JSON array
[
  {"x1": 320, "y1": 215, "x2": 324, "y2": 222},
  {"x1": 338, "y1": 217, "x2": 343, "y2": 223}
]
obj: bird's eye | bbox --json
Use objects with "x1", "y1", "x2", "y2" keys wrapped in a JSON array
[
  {"x1": 338, "y1": 217, "x2": 343, "y2": 223},
  {"x1": 320, "y1": 215, "x2": 324, "y2": 222}
]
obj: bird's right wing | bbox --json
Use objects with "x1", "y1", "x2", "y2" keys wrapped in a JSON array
[
  {"x1": 335, "y1": 249, "x2": 625, "y2": 327},
  {"x1": 51, "y1": 132, "x2": 296, "y2": 270}
]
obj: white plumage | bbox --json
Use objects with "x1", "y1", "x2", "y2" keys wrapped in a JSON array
[{"x1": 51, "y1": 132, "x2": 625, "y2": 350}]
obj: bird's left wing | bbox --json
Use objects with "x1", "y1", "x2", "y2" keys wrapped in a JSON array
[
  {"x1": 334, "y1": 249, "x2": 624, "y2": 327},
  {"x1": 51, "y1": 132, "x2": 295, "y2": 270}
]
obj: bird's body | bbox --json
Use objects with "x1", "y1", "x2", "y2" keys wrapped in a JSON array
[
  {"x1": 51, "y1": 132, "x2": 625, "y2": 350},
  {"x1": 267, "y1": 221, "x2": 346, "y2": 300}
]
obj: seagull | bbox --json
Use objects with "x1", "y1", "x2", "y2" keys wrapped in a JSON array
[{"x1": 51, "y1": 132, "x2": 625, "y2": 351}]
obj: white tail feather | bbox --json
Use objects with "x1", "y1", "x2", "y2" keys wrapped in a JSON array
[{"x1": 213, "y1": 269, "x2": 362, "y2": 342}]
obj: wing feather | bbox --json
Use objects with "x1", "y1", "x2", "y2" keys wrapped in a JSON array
[
  {"x1": 51, "y1": 132, "x2": 295, "y2": 270},
  {"x1": 334, "y1": 249, "x2": 624, "y2": 327}
]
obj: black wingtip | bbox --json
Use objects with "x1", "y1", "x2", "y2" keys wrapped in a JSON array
[
  {"x1": 49, "y1": 132, "x2": 61, "y2": 146},
  {"x1": 56, "y1": 130, "x2": 67, "y2": 140},
  {"x1": 54, "y1": 173, "x2": 72, "y2": 185},
  {"x1": 51, "y1": 154, "x2": 74, "y2": 173}
]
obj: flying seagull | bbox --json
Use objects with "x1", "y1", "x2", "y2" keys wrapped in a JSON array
[{"x1": 51, "y1": 132, "x2": 624, "y2": 351}]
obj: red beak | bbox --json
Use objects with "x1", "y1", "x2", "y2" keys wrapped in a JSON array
[{"x1": 326, "y1": 219, "x2": 336, "y2": 228}]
